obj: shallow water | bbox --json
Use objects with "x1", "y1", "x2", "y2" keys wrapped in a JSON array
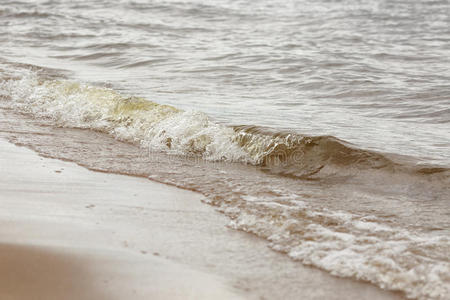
[{"x1": 0, "y1": 0, "x2": 449, "y2": 299}]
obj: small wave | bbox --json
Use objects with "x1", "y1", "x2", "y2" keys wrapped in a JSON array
[
  {"x1": 0, "y1": 74, "x2": 250, "y2": 163},
  {"x1": 85, "y1": 42, "x2": 155, "y2": 50},
  {"x1": 2, "y1": 10, "x2": 53, "y2": 19},
  {"x1": 232, "y1": 125, "x2": 398, "y2": 178},
  {"x1": 72, "y1": 52, "x2": 124, "y2": 61},
  {"x1": 118, "y1": 58, "x2": 168, "y2": 69},
  {"x1": 22, "y1": 32, "x2": 99, "y2": 41},
  {"x1": 1, "y1": 72, "x2": 448, "y2": 183}
]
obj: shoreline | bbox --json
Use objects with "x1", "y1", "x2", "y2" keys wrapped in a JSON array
[
  {"x1": 0, "y1": 138, "x2": 247, "y2": 300},
  {"x1": 0, "y1": 138, "x2": 405, "y2": 299}
]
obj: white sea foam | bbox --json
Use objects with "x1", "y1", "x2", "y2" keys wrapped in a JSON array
[
  {"x1": 228, "y1": 200, "x2": 450, "y2": 300},
  {"x1": 1, "y1": 74, "x2": 251, "y2": 162}
]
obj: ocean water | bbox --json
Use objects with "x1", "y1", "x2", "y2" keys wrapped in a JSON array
[{"x1": 0, "y1": 0, "x2": 449, "y2": 299}]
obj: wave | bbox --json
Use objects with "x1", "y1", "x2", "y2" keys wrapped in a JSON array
[
  {"x1": 233, "y1": 125, "x2": 395, "y2": 178},
  {"x1": 1, "y1": 9, "x2": 54, "y2": 19},
  {"x1": 1, "y1": 73, "x2": 448, "y2": 183},
  {"x1": 0, "y1": 74, "x2": 250, "y2": 162}
]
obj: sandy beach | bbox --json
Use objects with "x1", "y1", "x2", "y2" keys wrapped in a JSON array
[
  {"x1": 0, "y1": 139, "x2": 248, "y2": 300},
  {"x1": 0, "y1": 138, "x2": 407, "y2": 300}
]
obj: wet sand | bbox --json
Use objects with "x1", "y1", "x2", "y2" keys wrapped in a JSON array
[
  {"x1": 0, "y1": 242, "x2": 246, "y2": 300},
  {"x1": 0, "y1": 139, "x2": 405, "y2": 299}
]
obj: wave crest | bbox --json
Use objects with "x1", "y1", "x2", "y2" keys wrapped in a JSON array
[{"x1": 1, "y1": 74, "x2": 448, "y2": 181}]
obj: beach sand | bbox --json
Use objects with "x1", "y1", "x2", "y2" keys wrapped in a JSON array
[{"x1": 0, "y1": 138, "x2": 405, "y2": 299}]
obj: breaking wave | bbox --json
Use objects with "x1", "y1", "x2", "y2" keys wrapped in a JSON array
[{"x1": 1, "y1": 73, "x2": 448, "y2": 182}]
